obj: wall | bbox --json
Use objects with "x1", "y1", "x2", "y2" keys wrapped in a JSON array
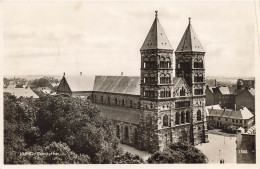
[
  {"x1": 236, "y1": 91, "x2": 255, "y2": 113},
  {"x1": 205, "y1": 88, "x2": 214, "y2": 106},
  {"x1": 237, "y1": 134, "x2": 255, "y2": 163}
]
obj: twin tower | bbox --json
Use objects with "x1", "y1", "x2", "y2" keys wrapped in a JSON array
[{"x1": 138, "y1": 11, "x2": 207, "y2": 152}]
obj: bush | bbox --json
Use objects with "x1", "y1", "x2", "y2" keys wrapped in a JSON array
[{"x1": 148, "y1": 142, "x2": 208, "y2": 164}]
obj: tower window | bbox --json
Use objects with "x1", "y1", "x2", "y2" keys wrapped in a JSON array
[
  {"x1": 197, "y1": 110, "x2": 202, "y2": 121},
  {"x1": 176, "y1": 112, "x2": 180, "y2": 125},
  {"x1": 195, "y1": 89, "x2": 203, "y2": 95},
  {"x1": 194, "y1": 60, "x2": 203, "y2": 68},
  {"x1": 124, "y1": 126, "x2": 129, "y2": 140},
  {"x1": 186, "y1": 110, "x2": 190, "y2": 123},
  {"x1": 181, "y1": 111, "x2": 185, "y2": 124},
  {"x1": 163, "y1": 114, "x2": 169, "y2": 126}
]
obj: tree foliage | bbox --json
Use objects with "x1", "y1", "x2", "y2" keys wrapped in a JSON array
[
  {"x1": 4, "y1": 93, "x2": 121, "y2": 164},
  {"x1": 113, "y1": 152, "x2": 144, "y2": 164},
  {"x1": 148, "y1": 142, "x2": 208, "y2": 164}
]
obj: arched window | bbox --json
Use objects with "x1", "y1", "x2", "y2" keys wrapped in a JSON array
[
  {"x1": 176, "y1": 112, "x2": 180, "y2": 125},
  {"x1": 144, "y1": 57, "x2": 149, "y2": 68},
  {"x1": 198, "y1": 74, "x2": 203, "y2": 82},
  {"x1": 165, "y1": 57, "x2": 171, "y2": 68},
  {"x1": 146, "y1": 115, "x2": 152, "y2": 126},
  {"x1": 181, "y1": 111, "x2": 185, "y2": 124},
  {"x1": 124, "y1": 126, "x2": 129, "y2": 140},
  {"x1": 116, "y1": 125, "x2": 120, "y2": 138},
  {"x1": 180, "y1": 87, "x2": 185, "y2": 96},
  {"x1": 150, "y1": 57, "x2": 156, "y2": 68},
  {"x1": 186, "y1": 110, "x2": 190, "y2": 123},
  {"x1": 163, "y1": 114, "x2": 169, "y2": 126},
  {"x1": 160, "y1": 74, "x2": 165, "y2": 84},
  {"x1": 197, "y1": 110, "x2": 202, "y2": 121},
  {"x1": 165, "y1": 74, "x2": 171, "y2": 84},
  {"x1": 130, "y1": 100, "x2": 133, "y2": 108},
  {"x1": 160, "y1": 57, "x2": 165, "y2": 68},
  {"x1": 194, "y1": 73, "x2": 199, "y2": 82},
  {"x1": 194, "y1": 59, "x2": 203, "y2": 68}
]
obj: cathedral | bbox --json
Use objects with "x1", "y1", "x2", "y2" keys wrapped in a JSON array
[{"x1": 57, "y1": 11, "x2": 209, "y2": 153}]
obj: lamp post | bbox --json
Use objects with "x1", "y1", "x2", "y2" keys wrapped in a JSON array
[{"x1": 219, "y1": 150, "x2": 221, "y2": 163}]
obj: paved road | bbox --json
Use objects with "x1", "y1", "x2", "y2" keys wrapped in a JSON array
[{"x1": 196, "y1": 133, "x2": 236, "y2": 163}]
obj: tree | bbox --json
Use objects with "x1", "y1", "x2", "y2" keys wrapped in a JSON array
[
  {"x1": 148, "y1": 142, "x2": 208, "y2": 164},
  {"x1": 113, "y1": 152, "x2": 144, "y2": 164},
  {"x1": 4, "y1": 94, "x2": 121, "y2": 164}
]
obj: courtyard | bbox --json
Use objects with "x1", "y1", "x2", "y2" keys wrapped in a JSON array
[
  {"x1": 120, "y1": 133, "x2": 237, "y2": 163},
  {"x1": 196, "y1": 133, "x2": 236, "y2": 163}
]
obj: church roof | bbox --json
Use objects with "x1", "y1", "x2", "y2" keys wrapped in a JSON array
[
  {"x1": 175, "y1": 18, "x2": 205, "y2": 53},
  {"x1": 140, "y1": 11, "x2": 173, "y2": 51},
  {"x1": 93, "y1": 76, "x2": 140, "y2": 95},
  {"x1": 64, "y1": 75, "x2": 95, "y2": 92}
]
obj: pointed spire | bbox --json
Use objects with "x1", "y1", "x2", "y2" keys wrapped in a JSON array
[
  {"x1": 140, "y1": 11, "x2": 173, "y2": 51},
  {"x1": 175, "y1": 18, "x2": 205, "y2": 53}
]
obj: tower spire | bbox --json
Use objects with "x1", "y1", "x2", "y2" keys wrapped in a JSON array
[
  {"x1": 188, "y1": 17, "x2": 191, "y2": 24},
  {"x1": 155, "y1": 10, "x2": 158, "y2": 18},
  {"x1": 140, "y1": 11, "x2": 173, "y2": 50}
]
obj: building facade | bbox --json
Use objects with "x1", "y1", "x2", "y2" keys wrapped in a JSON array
[
  {"x1": 207, "y1": 107, "x2": 254, "y2": 130},
  {"x1": 236, "y1": 126, "x2": 256, "y2": 163},
  {"x1": 236, "y1": 88, "x2": 255, "y2": 113},
  {"x1": 57, "y1": 12, "x2": 208, "y2": 153}
]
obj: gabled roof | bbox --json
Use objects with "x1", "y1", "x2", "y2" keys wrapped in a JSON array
[
  {"x1": 64, "y1": 75, "x2": 95, "y2": 92},
  {"x1": 218, "y1": 86, "x2": 236, "y2": 95},
  {"x1": 172, "y1": 77, "x2": 183, "y2": 89},
  {"x1": 245, "y1": 125, "x2": 256, "y2": 135},
  {"x1": 4, "y1": 88, "x2": 39, "y2": 99},
  {"x1": 175, "y1": 19, "x2": 205, "y2": 53},
  {"x1": 207, "y1": 107, "x2": 254, "y2": 120},
  {"x1": 93, "y1": 76, "x2": 140, "y2": 95},
  {"x1": 140, "y1": 11, "x2": 173, "y2": 51},
  {"x1": 98, "y1": 104, "x2": 140, "y2": 124},
  {"x1": 237, "y1": 88, "x2": 255, "y2": 98},
  {"x1": 248, "y1": 88, "x2": 255, "y2": 97}
]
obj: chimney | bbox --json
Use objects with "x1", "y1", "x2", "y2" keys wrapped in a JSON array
[
  {"x1": 121, "y1": 72, "x2": 123, "y2": 76},
  {"x1": 80, "y1": 72, "x2": 82, "y2": 76},
  {"x1": 215, "y1": 79, "x2": 217, "y2": 87}
]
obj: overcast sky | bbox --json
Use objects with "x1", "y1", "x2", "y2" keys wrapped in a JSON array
[{"x1": 3, "y1": 1, "x2": 257, "y2": 77}]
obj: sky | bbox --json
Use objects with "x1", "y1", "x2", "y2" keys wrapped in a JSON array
[{"x1": 2, "y1": 1, "x2": 257, "y2": 77}]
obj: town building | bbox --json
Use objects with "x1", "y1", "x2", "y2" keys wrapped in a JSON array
[
  {"x1": 207, "y1": 107, "x2": 254, "y2": 129},
  {"x1": 236, "y1": 125, "x2": 256, "y2": 163},
  {"x1": 4, "y1": 88, "x2": 39, "y2": 99},
  {"x1": 205, "y1": 86, "x2": 236, "y2": 109},
  {"x1": 236, "y1": 88, "x2": 255, "y2": 113},
  {"x1": 57, "y1": 12, "x2": 208, "y2": 153}
]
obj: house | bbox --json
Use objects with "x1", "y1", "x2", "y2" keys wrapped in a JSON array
[
  {"x1": 207, "y1": 107, "x2": 254, "y2": 129},
  {"x1": 205, "y1": 104, "x2": 221, "y2": 116},
  {"x1": 36, "y1": 86, "x2": 52, "y2": 94},
  {"x1": 236, "y1": 88, "x2": 255, "y2": 113},
  {"x1": 205, "y1": 86, "x2": 236, "y2": 109},
  {"x1": 57, "y1": 12, "x2": 208, "y2": 153},
  {"x1": 4, "y1": 88, "x2": 39, "y2": 99},
  {"x1": 236, "y1": 125, "x2": 256, "y2": 163}
]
